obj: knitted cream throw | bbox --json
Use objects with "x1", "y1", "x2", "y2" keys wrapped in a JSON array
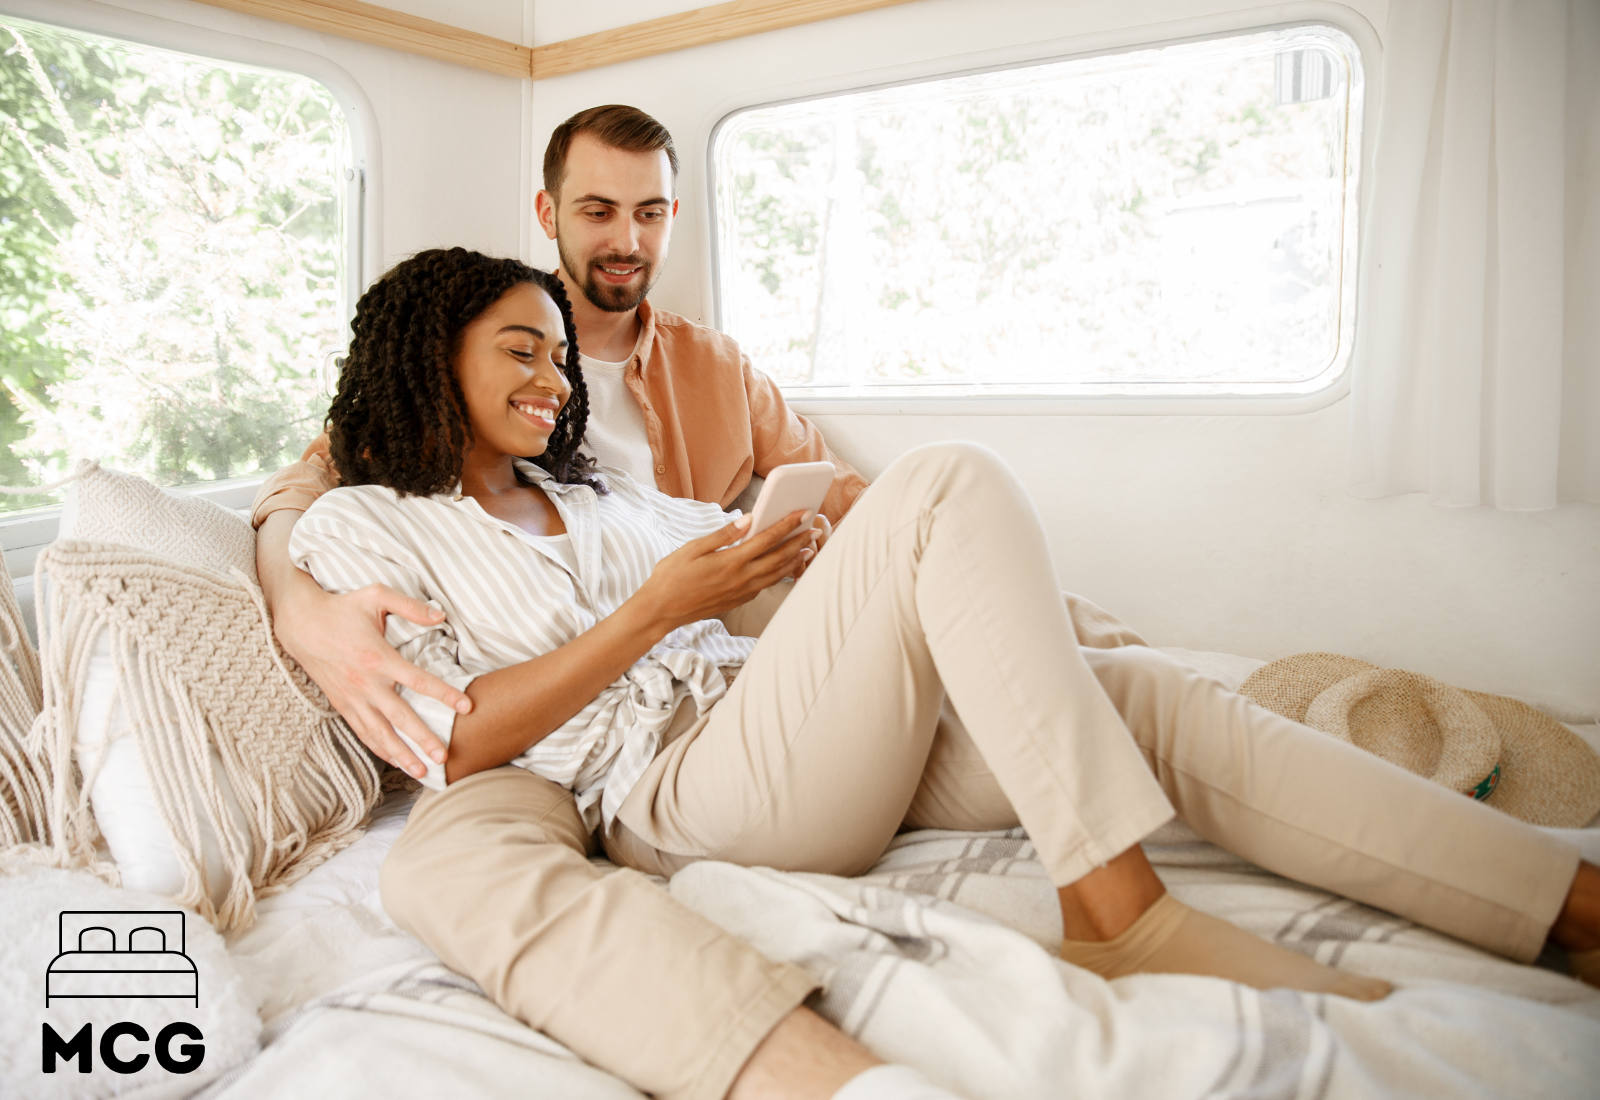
[
  {"x1": 0, "y1": 564, "x2": 47, "y2": 849},
  {"x1": 28, "y1": 539, "x2": 380, "y2": 931}
]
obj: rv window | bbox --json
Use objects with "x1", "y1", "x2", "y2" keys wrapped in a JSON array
[
  {"x1": 711, "y1": 25, "x2": 1363, "y2": 399},
  {"x1": 0, "y1": 14, "x2": 353, "y2": 519}
]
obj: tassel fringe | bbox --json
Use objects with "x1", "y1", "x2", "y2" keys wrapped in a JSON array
[{"x1": 8, "y1": 540, "x2": 379, "y2": 932}]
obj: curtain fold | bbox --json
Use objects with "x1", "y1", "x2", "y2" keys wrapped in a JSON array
[{"x1": 1348, "y1": 0, "x2": 1599, "y2": 510}]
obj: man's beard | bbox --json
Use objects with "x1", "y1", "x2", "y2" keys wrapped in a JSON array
[{"x1": 558, "y1": 237, "x2": 655, "y2": 314}]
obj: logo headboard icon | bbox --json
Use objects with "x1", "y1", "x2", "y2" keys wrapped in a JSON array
[{"x1": 46, "y1": 911, "x2": 198, "y2": 1008}]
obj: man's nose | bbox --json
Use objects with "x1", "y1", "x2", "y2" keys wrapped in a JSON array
[{"x1": 607, "y1": 218, "x2": 640, "y2": 256}]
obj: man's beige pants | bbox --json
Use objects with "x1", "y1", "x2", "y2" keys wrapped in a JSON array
[{"x1": 383, "y1": 442, "x2": 1579, "y2": 1100}]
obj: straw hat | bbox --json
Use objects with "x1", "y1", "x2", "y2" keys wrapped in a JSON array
[{"x1": 1238, "y1": 653, "x2": 1600, "y2": 828}]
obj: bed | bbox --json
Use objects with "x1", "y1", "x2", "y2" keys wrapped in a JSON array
[
  {"x1": 46, "y1": 910, "x2": 198, "y2": 1009},
  {"x1": 192, "y1": 648, "x2": 1600, "y2": 1099}
]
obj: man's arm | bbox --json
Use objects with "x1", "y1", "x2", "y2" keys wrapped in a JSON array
[
  {"x1": 741, "y1": 358, "x2": 869, "y2": 525},
  {"x1": 252, "y1": 437, "x2": 469, "y2": 778},
  {"x1": 251, "y1": 432, "x2": 339, "y2": 529}
]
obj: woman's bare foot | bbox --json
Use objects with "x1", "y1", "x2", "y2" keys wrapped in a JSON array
[
  {"x1": 1060, "y1": 894, "x2": 1392, "y2": 1000},
  {"x1": 1058, "y1": 846, "x2": 1391, "y2": 1002}
]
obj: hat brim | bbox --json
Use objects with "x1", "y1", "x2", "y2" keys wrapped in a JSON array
[
  {"x1": 1465, "y1": 692, "x2": 1600, "y2": 828},
  {"x1": 1238, "y1": 653, "x2": 1378, "y2": 723},
  {"x1": 1239, "y1": 653, "x2": 1600, "y2": 828}
]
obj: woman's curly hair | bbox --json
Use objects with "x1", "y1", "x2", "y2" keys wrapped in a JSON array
[{"x1": 327, "y1": 247, "x2": 603, "y2": 495}]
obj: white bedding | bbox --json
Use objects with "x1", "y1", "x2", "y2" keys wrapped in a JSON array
[{"x1": 203, "y1": 649, "x2": 1600, "y2": 1098}]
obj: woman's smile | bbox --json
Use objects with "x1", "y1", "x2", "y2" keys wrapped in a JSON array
[{"x1": 511, "y1": 396, "x2": 560, "y2": 430}]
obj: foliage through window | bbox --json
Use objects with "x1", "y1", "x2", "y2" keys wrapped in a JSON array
[
  {"x1": 0, "y1": 15, "x2": 350, "y2": 514},
  {"x1": 712, "y1": 26, "x2": 1363, "y2": 397}
]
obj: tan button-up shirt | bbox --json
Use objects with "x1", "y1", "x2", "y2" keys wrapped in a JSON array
[{"x1": 250, "y1": 299, "x2": 869, "y2": 527}]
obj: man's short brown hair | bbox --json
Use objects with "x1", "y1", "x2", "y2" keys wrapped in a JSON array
[{"x1": 543, "y1": 105, "x2": 679, "y2": 198}]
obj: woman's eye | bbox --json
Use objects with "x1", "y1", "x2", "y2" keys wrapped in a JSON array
[{"x1": 508, "y1": 349, "x2": 534, "y2": 361}]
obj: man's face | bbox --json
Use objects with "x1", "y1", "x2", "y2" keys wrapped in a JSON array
[{"x1": 538, "y1": 133, "x2": 678, "y2": 314}]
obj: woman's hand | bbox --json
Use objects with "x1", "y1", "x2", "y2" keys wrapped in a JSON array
[
  {"x1": 631, "y1": 511, "x2": 816, "y2": 635},
  {"x1": 794, "y1": 513, "x2": 831, "y2": 578}
]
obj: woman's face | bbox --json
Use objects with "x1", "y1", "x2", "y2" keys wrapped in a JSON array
[{"x1": 454, "y1": 282, "x2": 572, "y2": 463}]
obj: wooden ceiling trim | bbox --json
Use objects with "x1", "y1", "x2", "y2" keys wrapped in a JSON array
[
  {"x1": 187, "y1": 0, "x2": 532, "y2": 78},
  {"x1": 528, "y1": 0, "x2": 922, "y2": 81},
  {"x1": 187, "y1": 0, "x2": 921, "y2": 81}
]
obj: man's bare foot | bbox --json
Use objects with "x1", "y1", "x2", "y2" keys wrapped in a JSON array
[{"x1": 1548, "y1": 860, "x2": 1600, "y2": 987}]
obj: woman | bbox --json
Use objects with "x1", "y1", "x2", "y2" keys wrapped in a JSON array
[{"x1": 292, "y1": 248, "x2": 1600, "y2": 1015}]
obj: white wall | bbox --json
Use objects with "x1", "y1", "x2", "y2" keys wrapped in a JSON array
[
  {"x1": 520, "y1": 0, "x2": 1600, "y2": 715},
  {"x1": 14, "y1": 0, "x2": 1596, "y2": 715}
]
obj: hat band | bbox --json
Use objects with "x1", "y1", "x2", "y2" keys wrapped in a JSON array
[{"x1": 1469, "y1": 765, "x2": 1501, "y2": 803}]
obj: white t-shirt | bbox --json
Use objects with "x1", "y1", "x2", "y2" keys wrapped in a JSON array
[{"x1": 577, "y1": 353, "x2": 657, "y2": 489}]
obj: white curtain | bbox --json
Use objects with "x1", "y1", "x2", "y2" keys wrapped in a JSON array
[{"x1": 1348, "y1": 0, "x2": 1600, "y2": 509}]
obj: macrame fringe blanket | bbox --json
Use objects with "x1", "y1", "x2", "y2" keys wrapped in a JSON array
[
  {"x1": 0, "y1": 563, "x2": 49, "y2": 850},
  {"x1": 18, "y1": 540, "x2": 381, "y2": 931}
]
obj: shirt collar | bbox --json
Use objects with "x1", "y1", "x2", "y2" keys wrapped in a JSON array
[
  {"x1": 630, "y1": 299, "x2": 658, "y2": 374},
  {"x1": 446, "y1": 459, "x2": 581, "y2": 501}
]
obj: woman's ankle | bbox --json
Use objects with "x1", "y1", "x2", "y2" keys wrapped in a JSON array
[{"x1": 1057, "y1": 844, "x2": 1167, "y2": 941}]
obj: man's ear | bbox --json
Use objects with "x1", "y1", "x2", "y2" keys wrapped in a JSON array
[
  {"x1": 535, "y1": 190, "x2": 558, "y2": 240},
  {"x1": 671, "y1": 197, "x2": 680, "y2": 220}
]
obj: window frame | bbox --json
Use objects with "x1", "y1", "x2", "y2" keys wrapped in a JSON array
[
  {"x1": 0, "y1": 0, "x2": 379, "y2": 574},
  {"x1": 705, "y1": 15, "x2": 1377, "y2": 417}
]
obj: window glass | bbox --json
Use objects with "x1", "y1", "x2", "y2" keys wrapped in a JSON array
[
  {"x1": 712, "y1": 25, "x2": 1363, "y2": 397},
  {"x1": 0, "y1": 15, "x2": 350, "y2": 514}
]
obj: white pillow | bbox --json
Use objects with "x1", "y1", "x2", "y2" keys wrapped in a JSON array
[{"x1": 75, "y1": 635, "x2": 249, "y2": 909}]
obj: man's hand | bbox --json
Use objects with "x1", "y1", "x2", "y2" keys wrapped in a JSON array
[
  {"x1": 274, "y1": 577, "x2": 468, "y2": 778},
  {"x1": 256, "y1": 509, "x2": 468, "y2": 779},
  {"x1": 631, "y1": 511, "x2": 814, "y2": 635}
]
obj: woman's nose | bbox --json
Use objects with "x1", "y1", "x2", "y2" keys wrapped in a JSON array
[{"x1": 542, "y1": 360, "x2": 572, "y2": 400}]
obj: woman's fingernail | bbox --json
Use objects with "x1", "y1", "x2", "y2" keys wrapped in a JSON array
[
  {"x1": 734, "y1": 515, "x2": 752, "y2": 530},
  {"x1": 431, "y1": 749, "x2": 446, "y2": 763},
  {"x1": 410, "y1": 765, "x2": 426, "y2": 778},
  {"x1": 455, "y1": 698, "x2": 472, "y2": 713}
]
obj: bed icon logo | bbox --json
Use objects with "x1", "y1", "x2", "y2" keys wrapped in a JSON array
[
  {"x1": 46, "y1": 909, "x2": 198, "y2": 1008},
  {"x1": 41, "y1": 909, "x2": 205, "y2": 1075}
]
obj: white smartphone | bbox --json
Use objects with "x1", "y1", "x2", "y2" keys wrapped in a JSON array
[{"x1": 737, "y1": 461, "x2": 834, "y2": 545}]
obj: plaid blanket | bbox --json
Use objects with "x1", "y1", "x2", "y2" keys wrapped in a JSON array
[{"x1": 208, "y1": 648, "x2": 1600, "y2": 1099}]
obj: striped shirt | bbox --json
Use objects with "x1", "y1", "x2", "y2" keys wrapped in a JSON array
[{"x1": 289, "y1": 460, "x2": 756, "y2": 832}]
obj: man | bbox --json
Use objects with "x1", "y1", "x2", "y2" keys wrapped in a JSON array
[{"x1": 254, "y1": 106, "x2": 954, "y2": 1100}]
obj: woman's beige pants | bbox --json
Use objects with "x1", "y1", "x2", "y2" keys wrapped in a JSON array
[{"x1": 383, "y1": 442, "x2": 1579, "y2": 1100}]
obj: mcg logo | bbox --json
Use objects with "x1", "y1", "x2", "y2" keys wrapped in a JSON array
[{"x1": 40, "y1": 909, "x2": 206, "y2": 1075}]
